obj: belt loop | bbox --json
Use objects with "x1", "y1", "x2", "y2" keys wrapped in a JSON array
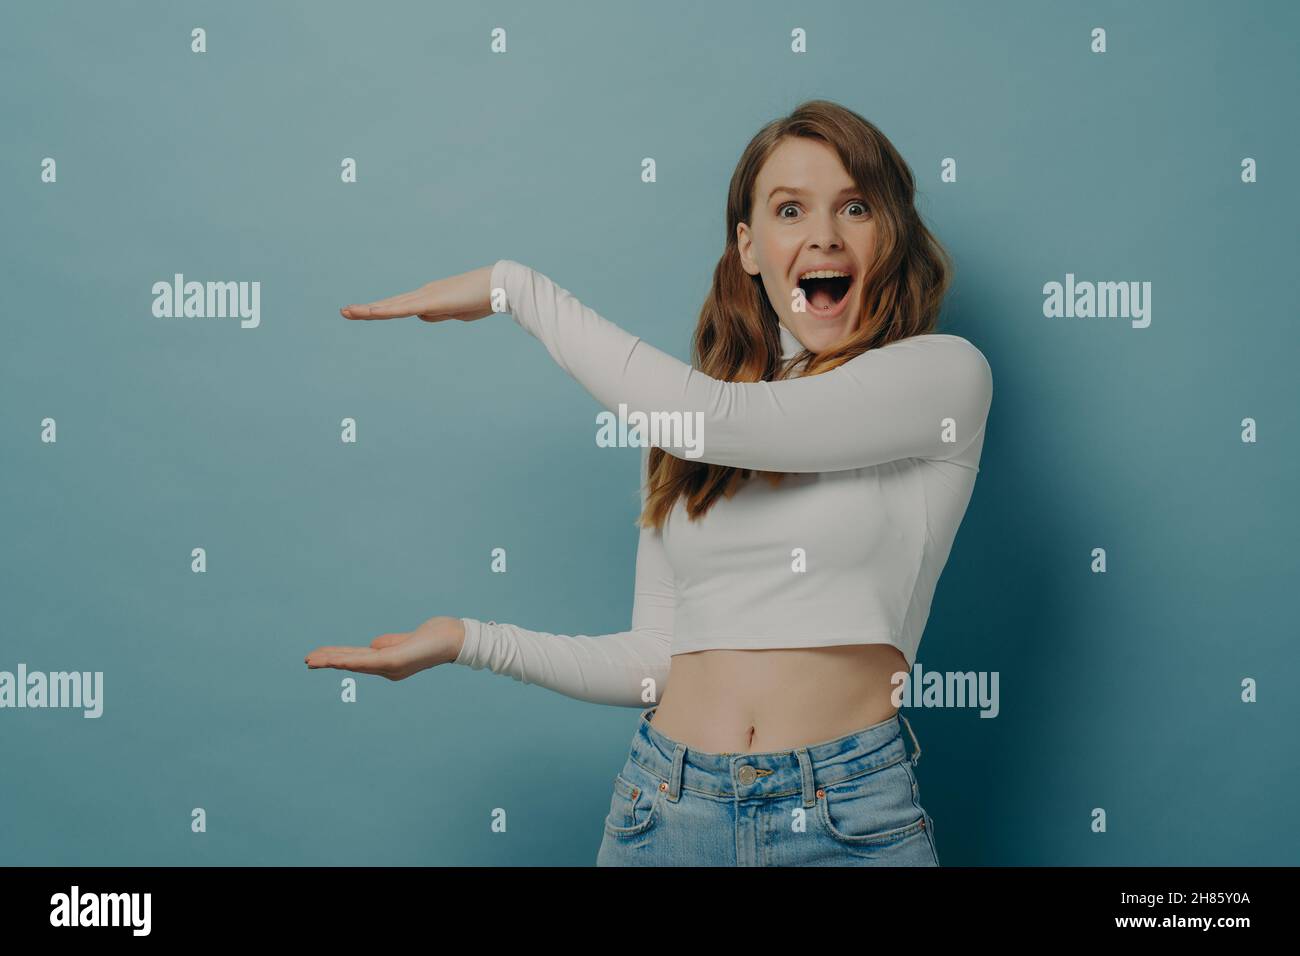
[
  {"x1": 899, "y1": 712, "x2": 922, "y2": 767},
  {"x1": 667, "y1": 742, "x2": 686, "y2": 801},
  {"x1": 795, "y1": 747, "x2": 816, "y2": 808}
]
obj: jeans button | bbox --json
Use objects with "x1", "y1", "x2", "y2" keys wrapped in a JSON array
[{"x1": 737, "y1": 764, "x2": 757, "y2": 785}]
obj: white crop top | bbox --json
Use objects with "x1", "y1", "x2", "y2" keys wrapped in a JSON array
[{"x1": 454, "y1": 259, "x2": 992, "y2": 707}]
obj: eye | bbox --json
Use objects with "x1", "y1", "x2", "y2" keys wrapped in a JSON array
[
  {"x1": 777, "y1": 202, "x2": 800, "y2": 219},
  {"x1": 845, "y1": 200, "x2": 869, "y2": 217}
]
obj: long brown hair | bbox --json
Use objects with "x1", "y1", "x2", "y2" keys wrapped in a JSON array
[{"x1": 639, "y1": 99, "x2": 953, "y2": 530}]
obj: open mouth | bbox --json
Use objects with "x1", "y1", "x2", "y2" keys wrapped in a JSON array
[{"x1": 797, "y1": 272, "x2": 854, "y2": 315}]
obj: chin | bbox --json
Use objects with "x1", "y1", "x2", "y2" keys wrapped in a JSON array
[{"x1": 801, "y1": 320, "x2": 851, "y2": 352}]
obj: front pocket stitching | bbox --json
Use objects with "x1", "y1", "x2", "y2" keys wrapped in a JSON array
[
  {"x1": 611, "y1": 773, "x2": 637, "y2": 801},
  {"x1": 817, "y1": 764, "x2": 927, "y2": 845},
  {"x1": 817, "y1": 795, "x2": 927, "y2": 845},
  {"x1": 604, "y1": 773, "x2": 664, "y2": 837}
]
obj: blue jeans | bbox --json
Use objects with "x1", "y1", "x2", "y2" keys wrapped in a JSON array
[{"x1": 597, "y1": 705, "x2": 940, "y2": 866}]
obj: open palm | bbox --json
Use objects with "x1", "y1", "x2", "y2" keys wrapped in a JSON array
[{"x1": 305, "y1": 616, "x2": 465, "y2": 681}]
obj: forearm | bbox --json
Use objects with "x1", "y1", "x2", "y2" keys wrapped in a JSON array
[{"x1": 454, "y1": 617, "x2": 670, "y2": 708}]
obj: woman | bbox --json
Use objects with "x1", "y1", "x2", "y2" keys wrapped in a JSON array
[{"x1": 306, "y1": 100, "x2": 992, "y2": 866}]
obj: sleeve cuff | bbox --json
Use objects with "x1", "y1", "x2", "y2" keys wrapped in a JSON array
[
  {"x1": 455, "y1": 617, "x2": 485, "y2": 668},
  {"x1": 490, "y1": 259, "x2": 521, "y2": 319}
]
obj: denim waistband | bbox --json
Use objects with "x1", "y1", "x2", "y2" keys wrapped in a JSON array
[{"x1": 627, "y1": 706, "x2": 923, "y2": 809}]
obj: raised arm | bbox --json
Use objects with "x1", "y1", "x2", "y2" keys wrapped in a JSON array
[
  {"x1": 453, "y1": 446, "x2": 675, "y2": 708},
  {"x1": 491, "y1": 259, "x2": 992, "y2": 474}
]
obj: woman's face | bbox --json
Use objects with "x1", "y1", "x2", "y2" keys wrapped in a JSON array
[{"x1": 737, "y1": 136, "x2": 876, "y2": 355}]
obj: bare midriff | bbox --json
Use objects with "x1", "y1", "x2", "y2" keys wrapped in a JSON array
[{"x1": 648, "y1": 643, "x2": 909, "y2": 753}]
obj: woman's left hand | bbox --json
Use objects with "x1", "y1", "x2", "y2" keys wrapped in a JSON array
[
  {"x1": 340, "y1": 265, "x2": 498, "y2": 324},
  {"x1": 305, "y1": 616, "x2": 467, "y2": 681}
]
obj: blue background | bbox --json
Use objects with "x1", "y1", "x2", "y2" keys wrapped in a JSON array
[{"x1": 1, "y1": 0, "x2": 1296, "y2": 865}]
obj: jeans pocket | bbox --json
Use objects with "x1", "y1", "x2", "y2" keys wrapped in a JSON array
[
  {"x1": 603, "y1": 761, "x2": 664, "y2": 838},
  {"x1": 817, "y1": 759, "x2": 927, "y2": 846}
]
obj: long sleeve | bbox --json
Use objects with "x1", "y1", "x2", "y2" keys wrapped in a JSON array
[
  {"x1": 490, "y1": 258, "x2": 993, "y2": 474},
  {"x1": 453, "y1": 446, "x2": 675, "y2": 707}
]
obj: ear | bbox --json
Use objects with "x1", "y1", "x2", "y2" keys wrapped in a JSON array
[{"x1": 735, "y1": 222, "x2": 760, "y2": 276}]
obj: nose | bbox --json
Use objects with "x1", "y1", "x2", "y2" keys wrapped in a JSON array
[{"x1": 806, "y1": 212, "x2": 845, "y2": 251}]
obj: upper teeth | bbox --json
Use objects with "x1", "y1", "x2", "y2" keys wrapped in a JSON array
[{"x1": 799, "y1": 270, "x2": 851, "y2": 280}]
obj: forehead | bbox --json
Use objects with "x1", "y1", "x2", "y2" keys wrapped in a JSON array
[{"x1": 755, "y1": 137, "x2": 856, "y2": 197}]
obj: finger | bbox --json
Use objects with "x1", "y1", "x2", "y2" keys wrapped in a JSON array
[
  {"x1": 370, "y1": 632, "x2": 409, "y2": 649},
  {"x1": 305, "y1": 647, "x2": 382, "y2": 669},
  {"x1": 341, "y1": 291, "x2": 424, "y2": 321},
  {"x1": 306, "y1": 648, "x2": 390, "y2": 674},
  {"x1": 342, "y1": 302, "x2": 407, "y2": 321}
]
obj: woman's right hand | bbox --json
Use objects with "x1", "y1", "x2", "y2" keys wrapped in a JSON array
[{"x1": 304, "y1": 616, "x2": 466, "y2": 681}]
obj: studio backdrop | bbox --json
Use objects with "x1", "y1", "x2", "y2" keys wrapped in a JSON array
[{"x1": 1, "y1": 0, "x2": 1296, "y2": 866}]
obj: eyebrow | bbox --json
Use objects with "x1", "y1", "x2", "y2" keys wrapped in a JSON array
[{"x1": 767, "y1": 185, "x2": 861, "y2": 202}]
